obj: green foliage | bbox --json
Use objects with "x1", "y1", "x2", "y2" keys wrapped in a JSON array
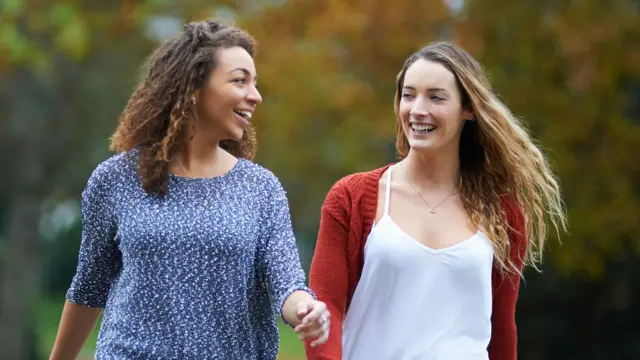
[
  {"x1": 236, "y1": 0, "x2": 640, "y2": 276},
  {"x1": 1, "y1": 0, "x2": 639, "y2": 358},
  {"x1": 242, "y1": 0, "x2": 451, "y2": 229},
  {"x1": 455, "y1": 0, "x2": 640, "y2": 277},
  {"x1": 41, "y1": 222, "x2": 82, "y2": 296}
]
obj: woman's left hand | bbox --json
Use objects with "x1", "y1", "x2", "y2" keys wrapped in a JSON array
[{"x1": 294, "y1": 300, "x2": 330, "y2": 347}]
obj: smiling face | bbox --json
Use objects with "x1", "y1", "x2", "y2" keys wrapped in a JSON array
[
  {"x1": 398, "y1": 58, "x2": 474, "y2": 155},
  {"x1": 195, "y1": 46, "x2": 262, "y2": 141}
]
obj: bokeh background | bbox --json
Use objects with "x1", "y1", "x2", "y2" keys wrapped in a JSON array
[{"x1": 1, "y1": 0, "x2": 639, "y2": 359}]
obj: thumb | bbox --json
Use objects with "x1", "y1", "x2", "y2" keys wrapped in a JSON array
[{"x1": 296, "y1": 301, "x2": 312, "y2": 318}]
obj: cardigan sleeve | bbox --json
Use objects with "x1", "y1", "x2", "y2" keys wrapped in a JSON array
[
  {"x1": 488, "y1": 198, "x2": 528, "y2": 360},
  {"x1": 304, "y1": 182, "x2": 351, "y2": 360}
]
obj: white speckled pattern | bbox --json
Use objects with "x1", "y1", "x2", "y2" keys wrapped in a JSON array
[{"x1": 66, "y1": 150, "x2": 313, "y2": 359}]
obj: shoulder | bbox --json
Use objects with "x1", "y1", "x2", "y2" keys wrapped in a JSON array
[
  {"x1": 320, "y1": 164, "x2": 393, "y2": 224},
  {"x1": 86, "y1": 152, "x2": 135, "y2": 189},
  {"x1": 326, "y1": 164, "x2": 393, "y2": 202},
  {"x1": 82, "y1": 152, "x2": 137, "y2": 211},
  {"x1": 237, "y1": 159, "x2": 286, "y2": 194}
]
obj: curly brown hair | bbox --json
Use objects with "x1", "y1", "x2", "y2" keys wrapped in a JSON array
[
  {"x1": 110, "y1": 20, "x2": 257, "y2": 196},
  {"x1": 394, "y1": 42, "x2": 567, "y2": 275}
]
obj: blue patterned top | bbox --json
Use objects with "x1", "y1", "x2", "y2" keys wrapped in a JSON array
[{"x1": 66, "y1": 151, "x2": 313, "y2": 359}]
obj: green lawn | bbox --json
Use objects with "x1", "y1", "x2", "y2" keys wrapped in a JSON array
[{"x1": 38, "y1": 297, "x2": 306, "y2": 360}]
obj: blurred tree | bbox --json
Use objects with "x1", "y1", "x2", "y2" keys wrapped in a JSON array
[
  {"x1": 243, "y1": 0, "x2": 452, "y2": 230},
  {"x1": 2, "y1": 0, "x2": 639, "y2": 358},
  {"x1": 1, "y1": 1, "x2": 158, "y2": 357},
  {"x1": 0, "y1": 1, "x2": 280, "y2": 357},
  {"x1": 0, "y1": 1, "x2": 287, "y2": 357},
  {"x1": 238, "y1": 0, "x2": 640, "y2": 358},
  {"x1": 453, "y1": 1, "x2": 640, "y2": 358},
  {"x1": 453, "y1": 0, "x2": 640, "y2": 278},
  {"x1": 240, "y1": 0, "x2": 640, "y2": 273}
]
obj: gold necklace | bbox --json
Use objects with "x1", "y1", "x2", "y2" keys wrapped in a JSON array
[{"x1": 401, "y1": 162, "x2": 459, "y2": 214}]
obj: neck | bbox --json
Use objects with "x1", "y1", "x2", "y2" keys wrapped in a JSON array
[
  {"x1": 401, "y1": 148, "x2": 461, "y2": 191},
  {"x1": 178, "y1": 131, "x2": 221, "y2": 171}
]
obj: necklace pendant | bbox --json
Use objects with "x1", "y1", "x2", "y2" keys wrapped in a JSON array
[{"x1": 429, "y1": 207, "x2": 436, "y2": 214}]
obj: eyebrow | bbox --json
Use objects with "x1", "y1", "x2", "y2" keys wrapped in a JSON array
[
  {"x1": 229, "y1": 67, "x2": 258, "y2": 81},
  {"x1": 402, "y1": 86, "x2": 447, "y2": 93}
]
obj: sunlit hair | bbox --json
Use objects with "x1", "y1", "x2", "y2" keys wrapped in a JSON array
[
  {"x1": 394, "y1": 41, "x2": 567, "y2": 275},
  {"x1": 110, "y1": 19, "x2": 257, "y2": 196}
]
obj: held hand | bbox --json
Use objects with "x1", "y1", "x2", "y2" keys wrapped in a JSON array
[{"x1": 293, "y1": 300, "x2": 330, "y2": 347}]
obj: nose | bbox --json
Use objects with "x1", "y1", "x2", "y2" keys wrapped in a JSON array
[
  {"x1": 409, "y1": 97, "x2": 429, "y2": 119},
  {"x1": 246, "y1": 85, "x2": 262, "y2": 105}
]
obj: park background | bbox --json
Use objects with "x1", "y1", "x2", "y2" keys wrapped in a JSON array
[{"x1": 1, "y1": 0, "x2": 639, "y2": 359}]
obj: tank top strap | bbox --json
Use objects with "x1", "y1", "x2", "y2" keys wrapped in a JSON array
[{"x1": 383, "y1": 165, "x2": 393, "y2": 215}]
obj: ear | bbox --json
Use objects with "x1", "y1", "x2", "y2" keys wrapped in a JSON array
[{"x1": 463, "y1": 109, "x2": 475, "y2": 121}]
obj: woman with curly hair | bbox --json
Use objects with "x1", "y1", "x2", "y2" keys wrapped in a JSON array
[
  {"x1": 49, "y1": 20, "x2": 329, "y2": 360},
  {"x1": 305, "y1": 42, "x2": 567, "y2": 360}
]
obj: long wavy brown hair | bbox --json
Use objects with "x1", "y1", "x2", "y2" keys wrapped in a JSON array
[
  {"x1": 394, "y1": 42, "x2": 567, "y2": 275},
  {"x1": 110, "y1": 20, "x2": 257, "y2": 196}
]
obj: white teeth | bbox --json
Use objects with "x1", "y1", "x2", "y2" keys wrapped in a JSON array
[
  {"x1": 235, "y1": 110, "x2": 253, "y2": 120},
  {"x1": 411, "y1": 123, "x2": 435, "y2": 132}
]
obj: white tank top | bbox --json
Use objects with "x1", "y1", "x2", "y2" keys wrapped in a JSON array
[{"x1": 342, "y1": 165, "x2": 495, "y2": 360}]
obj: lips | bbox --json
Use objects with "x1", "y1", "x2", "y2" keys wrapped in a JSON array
[
  {"x1": 233, "y1": 109, "x2": 252, "y2": 120},
  {"x1": 410, "y1": 122, "x2": 437, "y2": 133}
]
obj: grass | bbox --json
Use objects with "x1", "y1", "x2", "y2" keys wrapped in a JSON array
[{"x1": 38, "y1": 297, "x2": 306, "y2": 359}]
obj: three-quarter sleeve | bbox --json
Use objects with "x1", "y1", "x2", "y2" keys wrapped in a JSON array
[
  {"x1": 258, "y1": 178, "x2": 314, "y2": 324},
  {"x1": 66, "y1": 164, "x2": 121, "y2": 308}
]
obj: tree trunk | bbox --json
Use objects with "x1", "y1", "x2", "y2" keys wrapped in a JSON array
[
  {"x1": 0, "y1": 194, "x2": 42, "y2": 360},
  {"x1": 0, "y1": 109, "x2": 48, "y2": 359}
]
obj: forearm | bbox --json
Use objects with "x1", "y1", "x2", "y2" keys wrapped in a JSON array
[
  {"x1": 49, "y1": 300, "x2": 102, "y2": 360},
  {"x1": 282, "y1": 290, "x2": 315, "y2": 327},
  {"x1": 304, "y1": 193, "x2": 350, "y2": 359}
]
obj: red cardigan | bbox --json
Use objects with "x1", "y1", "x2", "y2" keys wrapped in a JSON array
[{"x1": 304, "y1": 164, "x2": 527, "y2": 360}]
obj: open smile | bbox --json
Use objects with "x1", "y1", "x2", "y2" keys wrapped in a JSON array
[
  {"x1": 233, "y1": 109, "x2": 253, "y2": 127},
  {"x1": 410, "y1": 122, "x2": 437, "y2": 134},
  {"x1": 233, "y1": 109, "x2": 253, "y2": 120}
]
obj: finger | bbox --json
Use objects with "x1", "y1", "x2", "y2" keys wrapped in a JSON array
[
  {"x1": 301, "y1": 321, "x2": 329, "y2": 341},
  {"x1": 301, "y1": 303, "x2": 327, "y2": 324},
  {"x1": 304, "y1": 314, "x2": 329, "y2": 333},
  {"x1": 295, "y1": 315, "x2": 325, "y2": 333},
  {"x1": 296, "y1": 302, "x2": 313, "y2": 318},
  {"x1": 296, "y1": 304, "x2": 328, "y2": 336},
  {"x1": 310, "y1": 326, "x2": 330, "y2": 347},
  {"x1": 296, "y1": 310, "x2": 329, "y2": 333},
  {"x1": 311, "y1": 335, "x2": 328, "y2": 347},
  {"x1": 301, "y1": 316, "x2": 330, "y2": 339},
  {"x1": 295, "y1": 319, "x2": 323, "y2": 334},
  {"x1": 300, "y1": 321, "x2": 331, "y2": 340}
]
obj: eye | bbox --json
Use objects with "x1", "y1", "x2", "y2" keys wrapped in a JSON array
[
  {"x1": 233, "y1": 78, "x2": 246, "y2": 84},
  {"x1": 401, "y1": 93, "x2": 415, "y2": 99},
  {"x1": 431, "y1": 95, "x2": 445, "y2": 101}
]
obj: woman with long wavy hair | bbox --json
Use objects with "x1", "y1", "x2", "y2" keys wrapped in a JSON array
[
  {"x1": 49, "y1": 19, "x2": 329, "y2": 360},
  {"x1": 305, "y1": 41, "x2": 566, "y2": 360}
]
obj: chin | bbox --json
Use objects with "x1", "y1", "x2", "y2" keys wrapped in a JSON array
[
  {"x1": 222, "y1": 127, "x2": 245, "y2": 142},
  {"x1": 407, "y1": 139, "x2": 441, "y2": 153},
  {"x1": 408, "y1": 137, "x2": 435, "y2": 148},
  {"x1": 408, "y1": 145, "x2": 435, "y2": 153}
]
